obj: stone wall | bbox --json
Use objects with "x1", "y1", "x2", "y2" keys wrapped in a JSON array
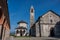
[
  {"x1": 31, "y1": 10, "x2": 60, "y2": 37},
  {"x1": 39, "y1": 11, "x2": 60, "y2": 37},
  {"x1": 36, "y1": 22, "x2": 40, "y2": 37}
]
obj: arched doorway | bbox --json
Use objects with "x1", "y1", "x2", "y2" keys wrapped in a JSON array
[
  {"x1": 50, "y1": 27, "x2": 55, "y2": 37},
  {"x1": 20, "y1": 30, "x2": 22, "y2": 36}
]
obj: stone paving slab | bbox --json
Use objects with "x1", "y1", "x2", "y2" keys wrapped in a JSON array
[{"x1": 6, "y1": 36, "x2": 60, "y2": 40}]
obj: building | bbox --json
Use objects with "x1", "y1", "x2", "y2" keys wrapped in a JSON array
[
  {"x1": 0, "y1": 0, "x2": 10, "y2": 40},
  {"x1": 30, "y1": 6, "x2": 35, "y2": 36},
  {"x1": 15, "y1": 20, "x2": 28, "y2": 36},
  {"x1": 30, "y1": 10, "x2": 60, "y2": 37},
  {"x1": 30, "y1": 6, "x2": 35, "y2": 27}
]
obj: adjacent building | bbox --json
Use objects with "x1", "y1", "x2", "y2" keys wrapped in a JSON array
[
  {"x1": 15, "y1": 20, "x2": 28, "y2": 36},
  {"x1": 30, "y1": 10, "x2": 60, "y2": 37},
  {"x1": 0, "y1": 0, "x2": 10, "y2": 40}
]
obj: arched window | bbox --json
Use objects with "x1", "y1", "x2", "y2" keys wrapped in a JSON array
[
  {"x1": 31, "y1": 9, "x2": 33, "y2": 13},
  {"x1": 16, "y1": 30, "x2": 19, "y2": 33},
  {"x1": 50, "y1": 19, "x2": 53, "y2": 23}
]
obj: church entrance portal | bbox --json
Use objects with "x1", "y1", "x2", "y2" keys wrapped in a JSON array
[{"x1": 50, "y1": 27, "x2": 55, "y2": 37}]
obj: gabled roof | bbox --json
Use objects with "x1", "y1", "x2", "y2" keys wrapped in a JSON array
[
  {"x1": 36, "y1": 10, "x2": 60, "y2": 23},
  {"x1": 40, "y1": 10, "x2": 60, "y2": 17},
  {"x1": 17, "y1": 20, "x2": 27, "y2": 24},
  {"x1": 38, "y1": 10, "x2": 60, "y2": 20},
  {"x1": 48, "y1": 10, "x2": 60, "y2": 17}
]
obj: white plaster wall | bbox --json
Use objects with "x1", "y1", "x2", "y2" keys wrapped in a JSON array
[
  {"x1": 16, "y1": 33, "x2": 20, "y2": 36},
  {"x1": 18, "y1": 23, "x2": 27, "y2": 28}
]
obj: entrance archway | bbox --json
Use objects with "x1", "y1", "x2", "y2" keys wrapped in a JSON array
[
  {"x1": 50, "y1": 27, "x2": 55, "y2": 37},
  {"x1": 20, "y1": 30, "x2": 22, "y2": 36}
]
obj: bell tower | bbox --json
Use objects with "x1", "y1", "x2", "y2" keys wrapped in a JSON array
[{"x1": 30, "y1": 6, "x2": 35, "y2": 27}]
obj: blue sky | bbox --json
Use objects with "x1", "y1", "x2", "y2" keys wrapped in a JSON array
[{"x1": 8, "y1": 0, "x2": 60, "y2": 32}]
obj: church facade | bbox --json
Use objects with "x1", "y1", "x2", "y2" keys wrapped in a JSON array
[
  {"x1": 0, "y1": 0, "x2": 10, "y2": 40},
  {"x1": 30, "y1": 10, "x2": 60, "y2": 37}
]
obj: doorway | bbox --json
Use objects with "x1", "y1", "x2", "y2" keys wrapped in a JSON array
[
  {"x1": 20, "y1": 30, "x2": 22, "y2": 36},
  {"x1": 50, "y1": 27, "x2": 55, "y2": 37}
]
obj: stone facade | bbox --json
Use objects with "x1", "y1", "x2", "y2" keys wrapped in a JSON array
[
  {"x1": 0, "y1": 0, "x2": 10, "y2": 40},
  {"x1": 30, "y1": 10, "x2": 60, "y2": 37}
]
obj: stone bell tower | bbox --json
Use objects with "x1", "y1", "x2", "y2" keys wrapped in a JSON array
[{"x1": 30, "y1": 6, "x2": 35, "y2": 27}]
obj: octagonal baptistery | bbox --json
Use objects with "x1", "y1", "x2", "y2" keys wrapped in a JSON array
[{"x1": 15, "y1": 20, "x2": 28, "y2": 36}]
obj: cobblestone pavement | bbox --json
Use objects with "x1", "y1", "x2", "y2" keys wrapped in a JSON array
[{"x1": 6, "y1": 36, "x2": 60, "y2": 40}]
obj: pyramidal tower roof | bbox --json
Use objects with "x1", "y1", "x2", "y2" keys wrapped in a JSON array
[{"x1": 31, "y1": 5, "x2": 34, "y2": 9}]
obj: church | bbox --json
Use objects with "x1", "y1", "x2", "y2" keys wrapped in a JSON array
[{"x1": 30, "y1": 6, "x2": 60, "y2": 37}]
